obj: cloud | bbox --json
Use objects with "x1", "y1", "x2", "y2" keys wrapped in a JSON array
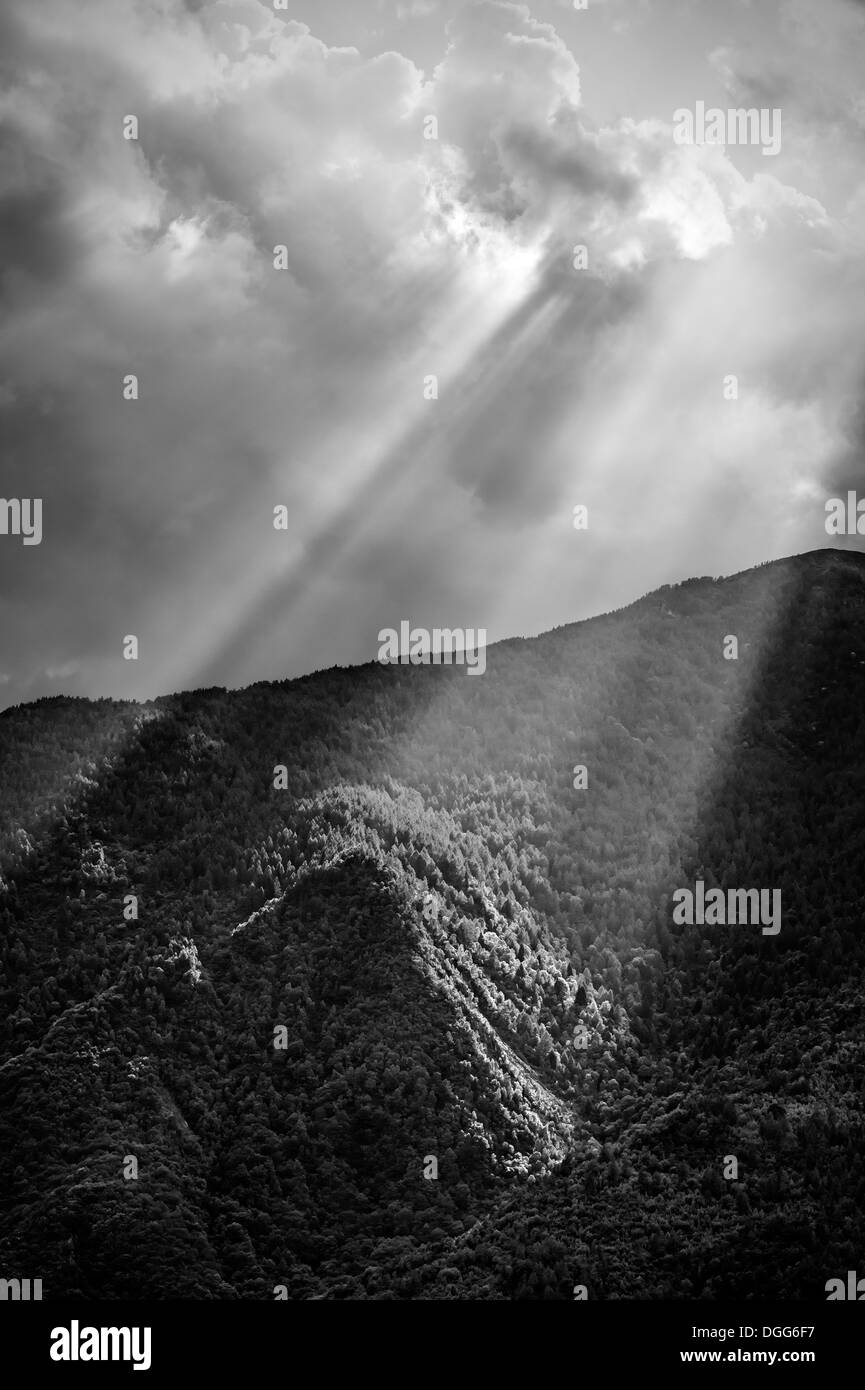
[
  {"x1": 428, "y1": 1, "x2": 582, "y2": 214},
  {"x1": 0, "y1": 0, "x2": 862, "y2": 705},
  {"x1": 396, "y1": 0, "x2": 439, "y2": 18},
  {"x1": 498, "y1": 119, "x2": 638, "y2": 204},
  {"x1": 44, "y1": 662, "x2": 80, "y2": 680}
]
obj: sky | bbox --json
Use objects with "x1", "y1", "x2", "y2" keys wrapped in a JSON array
[{"x1": 0, "y1": 0, "x2": 864, "y2": 708}]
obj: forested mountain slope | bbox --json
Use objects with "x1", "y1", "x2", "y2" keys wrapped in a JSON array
[{"x1": 1, "y1": 548, "x2": 863, "y2": 1297}]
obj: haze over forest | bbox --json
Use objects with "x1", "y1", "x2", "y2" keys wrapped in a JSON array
[{"x1": 1, "y1": 550, "x2": 863, "y2": 1298}]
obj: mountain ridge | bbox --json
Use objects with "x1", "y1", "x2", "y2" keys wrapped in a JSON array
[{"x1": 1, "y1": 544, "x2": 864, "y2": 1297}]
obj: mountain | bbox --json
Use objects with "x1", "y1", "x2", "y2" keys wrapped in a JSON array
[{"x1": 1, "y1": 547, "x2": 864, "y2": 1299}]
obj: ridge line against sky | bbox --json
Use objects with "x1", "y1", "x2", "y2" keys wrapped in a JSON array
[
  {"x1": 0, "y1": 0, "x2": 864, "y2": 710},
  {"x1": 1, "y1": 544, "x2": 855, "y2": 712}
]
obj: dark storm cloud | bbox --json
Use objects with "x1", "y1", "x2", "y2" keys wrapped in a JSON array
[
  {"x1": 0, "y1": 182, "x2": 75, "y2": 290},
  {"x1": 500, "y1": 122, "x2": 637, "y2": 205}
]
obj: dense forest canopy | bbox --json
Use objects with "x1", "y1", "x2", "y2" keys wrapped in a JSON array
[{"x1": 1, "y1": 547, "x2": 863, "y2": 1298}]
